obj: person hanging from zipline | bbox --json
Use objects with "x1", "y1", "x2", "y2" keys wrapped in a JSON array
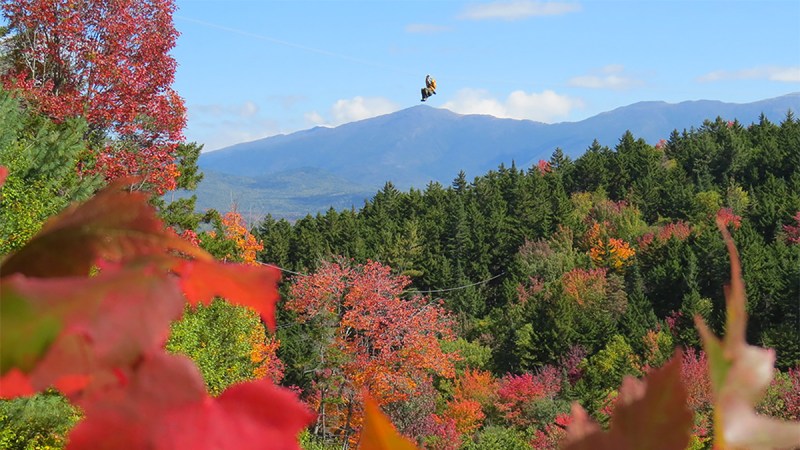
[{"x1": 421, "y1": 74, "x2": 437, "y2": 102}]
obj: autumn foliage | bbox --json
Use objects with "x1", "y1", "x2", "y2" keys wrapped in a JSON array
[
  {"x1": 496, "y1": 367, "x2": 562, "y2": 429},
  {"x1": 0, "y1": 168, "x2": 798, "y2": 449},
  {"x1": 1, "y1": 0, "x2": 186, "y2": 194},
  {"x1": 0, "y1": 176, "x2": 314, "y2": 448},
  {"x1": 585, "y1": 222, "x2": 636, "y2": 271},
  {"x1": 784, "y1": 211, "x2": 800, "y2": 244},
  {"x1": 637, "y1": 221, "x2": 692, "y2": 250},
  {"x1": 222, "y1": 209, "x2": 264, "y2": 265},
  {"x1": 561, "y1": 267, "x2": 608, "y2": 306},
  {"x1": 286, "y1": 259, "x2": 458, "y2": 443}
]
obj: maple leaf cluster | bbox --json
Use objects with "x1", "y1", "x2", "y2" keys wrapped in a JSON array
[
  {"x1": 637, "y1": 221, "x2": 692, "y2": 251},
  {"x1": 496, "y1": 366, "x2": 562, "y2": 429},
  {"x1": 1, "y1": 0, "x2": 186, "y2": 194},
  {"x1": 585, "y1": 222, "x2": 636, "y2": 271},
  {"x1": 589, "y1": 236, "x2": 636, "y2": 271},
  {"x1": 436, "y1": 369, "x2": 496, "y2": 437},
  {"x1": 249, "y1": 325, "x2": 285, "y2": 384},
  {"x1": 529, "y1": 413, "x2": 569, "y2": 449},
  {"x1": 536, "y1": 159, "x2": 552, "y2": 175},
  {"x1": 716, "y1": 207, "x2": 742, "y2": 230}
]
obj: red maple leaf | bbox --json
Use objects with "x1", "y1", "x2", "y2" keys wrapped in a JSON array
[
  {"x1": 175, "y1": 260, "x2": 281, "y2": 331},
  {"x1": 67, "y1": 352, "x2": 314, "y2": 450}
]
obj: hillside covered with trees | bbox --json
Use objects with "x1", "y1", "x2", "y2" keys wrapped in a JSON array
[
  {"x1": 251, "y1": 114, "x2": 800, "y2": 448},
  {"x1": 0, "y1": 0, "x2": 798, "y2": 448}
]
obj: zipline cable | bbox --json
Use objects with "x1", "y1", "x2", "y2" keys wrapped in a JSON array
[
  {"x1": 255, "y1": 260, "x2": 504, "y2": 295},
  {"x1": 405, "y1": 271, "x2": 505, "y2": 295}
]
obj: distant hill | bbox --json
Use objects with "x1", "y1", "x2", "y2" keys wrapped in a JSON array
[{"x1": 194, "y1": 93, "x2": 800, "y2": 220}]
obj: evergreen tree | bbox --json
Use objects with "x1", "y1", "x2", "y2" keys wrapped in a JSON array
[
  {"x1": 255, "y1": 214, "x2": 293, "y2": 270},
  {"x1": 0, "y1": 87, "x2": 101, "y2": 255},
  {"x1": 156, "y1": 141, "x2": 205, "y2": 233},
  {"x1": 567, "y1": 140, "x2": 613, "y2": 194}
]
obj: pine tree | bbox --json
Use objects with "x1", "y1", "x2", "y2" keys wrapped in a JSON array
[{"x1": 0, "y1": 87, "x2": 100, "y2": 255}]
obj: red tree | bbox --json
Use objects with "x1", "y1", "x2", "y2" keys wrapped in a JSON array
[
  {"x1": 286, "y1": 259, "x2": 458, "y2": 444},
  {"x1": 1, "y1": 0, "x2": 186, "y2": 194},
  {"x1": 783, "y1": 211, "x2": 800, "y2": 245},
  {"x1": 496, "y1": 366, "x2": 562, "y2": 428}
]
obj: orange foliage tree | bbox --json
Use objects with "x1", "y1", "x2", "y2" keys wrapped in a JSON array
[
  {"x1": 588, "y1": 231, "x2": 636, "y2": 271},
  {"x1": 285, "y1": 259, "x2": 458, "y2": 444},
  {"x1": 221, "y1": 209, "x2": 280, "y2": 382},
  {"x1": 561, "y1": 267, "x2": 608, "y2": 306},
  {"x1": 222, "y1": 209, "x2": 264, "y2": 265}
]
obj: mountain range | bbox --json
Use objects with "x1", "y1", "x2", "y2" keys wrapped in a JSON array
[{"x1": 194, "y1": 93, "x2": 800, "y2": 221}]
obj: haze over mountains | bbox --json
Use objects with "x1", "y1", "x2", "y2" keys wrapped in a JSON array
[{"x1": 195, "y1": 93, "x2": 800, "y2": 220}]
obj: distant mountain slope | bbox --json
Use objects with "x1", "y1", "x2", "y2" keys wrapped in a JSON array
[
  {"x1": 186, "y1": 168, "x2": 374, "y2": 221},
  {"x1": 195, "y1": 93, "x2": 799, "y2": 219}
]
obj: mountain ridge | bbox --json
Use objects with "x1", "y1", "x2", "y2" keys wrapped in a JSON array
[{"x1": 194, "y1": 93, "x2": 800, "y2": 220}]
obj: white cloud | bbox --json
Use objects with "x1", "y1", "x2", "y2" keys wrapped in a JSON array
[
  {"x1": 459, "y1": 0, "x2": 581, "y2": 21},
  {"x1": 405, "y1": 23, "x2": 452, "y2": 34},
  {"x1": 307, "y1": 96, "x2": 400, "y2": 127},
  {"x1": 770, "y1": 67, "x2": 800, "y2": 82},
  {"x1": 239, "y1": 101, "x2": 258, "y2": 117},
  {"x1": 190, "y1": 101, "x2": 260, "y2": 119},
  {"x1": 568, "y1": 65, "x2": 644, "y2": 90},
  {"x1": 188, "y1": 97, "x2": 403, "y2": 151},
  {"x1": 303, "y1": 111, "x2": 327, "y2": 127},
  {"x1": 188, "y1": 120, "x2": 282, "y2": 152},
  {"x1": 442, "y1": 88, "x2": 583, "y2": 122},
  {"x1": 266, "y1": 94, "x2": 307, "y2": 110},
  {"x1": 186, "y1": 101, "x2": 286, "y2": 151},
  {"x1": 698, "y1": 66, "x2": 800, "y2": 83}
]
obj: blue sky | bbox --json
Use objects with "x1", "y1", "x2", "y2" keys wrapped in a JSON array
[{"x1": 172, "y1": 0, "x2": 800, "y2": 151}]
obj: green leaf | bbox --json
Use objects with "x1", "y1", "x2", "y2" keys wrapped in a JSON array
[{"x1": 0, "y1": 286, "x2": 60, "y2": 374}]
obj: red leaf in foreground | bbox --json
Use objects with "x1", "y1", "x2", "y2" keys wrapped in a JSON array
[
  {"x1": 68, "y1": 352, "x2": 314, "y2": 450},
  {"x1": 358, "y1": 395, "x2": 418, "y2": 450},
  {"x1": 562, "y1": 350, "x2": 692, "y2": 450},
  {"x1": 1, "y1": 267, "x2": 184, "y2": 395},
  {"x1": 0, "y1": 368, "x2": 35, "y2": 398},
  {"x1": 176, "y1": 260, "x2": 281, "y2": 330},
  {"x1": 0, "y1": 165, "x2": 8, "y2": 188},
  {"x1": 0, "y1": 179, "x2": 210, "y2": 278}
]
